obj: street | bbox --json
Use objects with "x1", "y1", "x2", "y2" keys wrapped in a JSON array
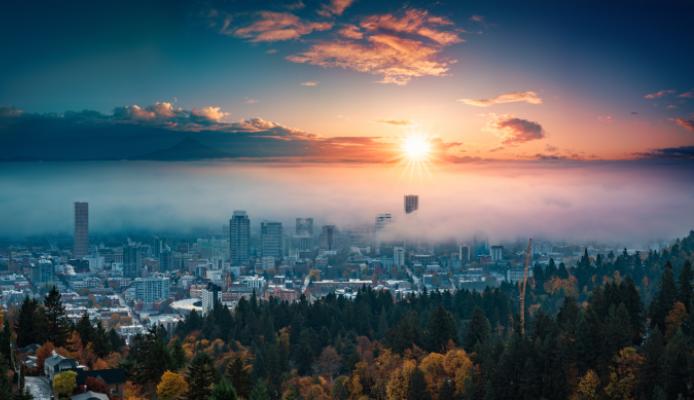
[{"x1": 25, "y1": 376, "x2": 52, "y2": 400}]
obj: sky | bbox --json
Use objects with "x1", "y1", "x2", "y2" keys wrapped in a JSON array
[{"x1": 1, "y1": 0, "x2": 693, "y2": 161}]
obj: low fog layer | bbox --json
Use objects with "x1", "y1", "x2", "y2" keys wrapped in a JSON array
[{"x1": 0, "y1": 160, "x2": 692, "y2": 247}]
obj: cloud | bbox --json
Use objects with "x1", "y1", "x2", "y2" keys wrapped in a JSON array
[
  {"x1": 0, "y1": 106, "x2": 22, "y2": 118},
  {"x1": 679, "y1": 91, "x2": 693, "y2": 99},
  {"x1": 458, "y1": 91, "x2": 543, "y2": 107},
  {"x1": 300, "y1": 80, "x2": 319, "y2": 87},
  {"x1": 318, "y1": 0, "x2": 353, "y2": 17},
  {"x1": 674, "y1": 117, "x2": 694, "y2": 132},
  {"x1": 644, "y1": 89, "x2": 675, "y2": 100},
  {"x1": 243, "y1": 97, "x2": 259, "y2": 104},
  {"x1": 338, "y1": 24, "x2": 363, "y2": 39},
  {"x1": 639, "y1": 146, "x2": 694, "y2": 160},
  {"x1": 287, "y1": 8, "x2": 462, "y2": 85},
  {"x1": 487, "y1": 115, "x2": 545, "y2": 145},
  {"x1": 469, "y1": 15, "x2": 485, "y2": 23},
  {"x1": 229, "y1": 11, "x2": 332, "y2": 42},
  {"x1": 191, "y1": 106, "x2": 229, "y2": 122},
  {"x1": 377, "y1": 119, "x2": 410, "y2": 126}
]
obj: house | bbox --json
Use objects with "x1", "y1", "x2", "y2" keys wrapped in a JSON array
[
  {"x1": 44, "y1": 352, "x2": 78, "y2": 381},
  {"x1": 77, "y1": 368, "x2": 126, "y2": 399},
  {"x1": 71, "y1": 391, "x2": 109, "y2": 400}
]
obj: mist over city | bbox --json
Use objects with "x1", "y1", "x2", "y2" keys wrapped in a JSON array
[{"x1": 1, "y1": 0, "x2": 693, "y2": 399}]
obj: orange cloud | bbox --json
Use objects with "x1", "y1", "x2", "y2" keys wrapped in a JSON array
[
  {"x1": 231, "y1": 11, "x2": 332, "y2": 42},
  {"x1": 287, "y1": 8, "x2": 461, "y2": 85},
  {"x1": 318, "y1": 0, "x2": 353, "y2": 17},
  {"x1": 458, "y1": 91, "x2": 543, "y2": 107},
  {"x1": 675, "y1": 117, "x2": 694, "y2": 132},
  {"x1": 191, "y1": 106, "x2": 228, "y2": 122}
]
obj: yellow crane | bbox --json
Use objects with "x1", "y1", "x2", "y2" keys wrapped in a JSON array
[{"x1": 519, "y1": 238, "x2": 533, "y2": 336}]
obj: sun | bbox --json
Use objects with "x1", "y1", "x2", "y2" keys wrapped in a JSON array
[{"x1": 401, "y1": 134, "x2": 432, "y2": 162}]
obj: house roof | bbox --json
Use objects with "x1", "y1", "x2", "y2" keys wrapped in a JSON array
[
  {"x1": 76, "y1": 368, "x2": 126, "y2": 386},
  {"x1": 44, "y1": 353, "x2": 76, "y2": 368}
]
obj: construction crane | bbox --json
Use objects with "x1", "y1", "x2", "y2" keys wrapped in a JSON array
[{"x1": 519, "y1": 238, "x2": 533, "y2": 336}]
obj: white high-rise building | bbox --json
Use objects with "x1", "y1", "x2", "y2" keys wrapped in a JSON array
[{"x1": 134, "y1": 276, "x2": 170, "y2": 304}]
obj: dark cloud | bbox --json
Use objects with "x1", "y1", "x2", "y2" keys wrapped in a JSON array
[
  {"x1": 639, "y1": 146, "x2": 694, "y2": 160},
  {"x1": 487, "y1": 115, "x2": 545, "y2": 145},
  {"x1": 0, "y1": 104, "x2": 408, "y2": 162}
]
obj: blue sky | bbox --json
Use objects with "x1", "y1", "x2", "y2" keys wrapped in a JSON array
[{"x1": 1, "y1": 0, "x2": 693, "y2": 160}]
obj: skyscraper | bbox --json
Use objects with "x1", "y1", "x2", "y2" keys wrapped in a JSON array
[
  {"x1": 73, "y1": 202, "x2": 89, "y2": 257},
  {"x1": 375, "y1": 213, "x2": 393, "y2": 231},
  {"x1": 123, "y1": 244, "x2": 141, "y2": 278},
  {"x1": 404, "y1": 195, "x2": 419, "y2": 214},
  {"x1": 261, "y1": 222, "x2": 283, "y2": 258},
  {"x1": 295, "y1": 218, "x2": 314, "y2": 237},
  {"x1": 320, "y1": 225, "x2": 336, "y2": 250},
  {"x1": 229, "y1": 211, "x2": 250, "y2": 265}
]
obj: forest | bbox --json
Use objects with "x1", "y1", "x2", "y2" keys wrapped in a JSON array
[{"x1": 1, "y1": 231, "x2": 693, "y2": 400}]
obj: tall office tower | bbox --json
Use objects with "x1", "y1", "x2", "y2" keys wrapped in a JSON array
[
  {"x1": 159, "y1": 247, "x2": 173, "y2": 272},
  {"x1": 201, "y1": 283, "x2": 221, "y2": 315},
  {"x1": 393, "y1": 246, "x2": 406, "y2": 267},
  {"x1": 123, "y1": 245, "x2": 141, "y2": 278},
  {"x1": 152, "y1": 236, "x2": 166, "y2": 258},
  {"x1": 261, "y1": 222, "x2": 283, "y2": 258},
  {"x1": 404, "y1": 195, "x2": 419, "y2": 214},
  {"x1": 295, "y1": 218, "x2": 314, "y2": 237},
  {"x1": 459, "y1": 245, "x2": 471, "y2": 263},
  {"x1": 229, "y1": 211, "x2": 250, "y2": 266},
  {"x1": 375, "y1": 213, "x2": 393, "y2": 231},
  {"x1": 73, "y1": 202, "x2": 89, "y2": 257},
  {"x1": 491, "y1": 245, "x2": 504, "y2": 262},
  {"x1": 320, "y1": 225, "x2": 336, "y2": 250}
]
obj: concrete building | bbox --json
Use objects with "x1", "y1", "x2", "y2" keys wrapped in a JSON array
[
  {"x1": 261, "y1": 221, "x2": 283, "y2": 259},
  {"x1": 393, "y1": 246, "x2": 406, "y2": 267},
  {"x1": 229, "y1": 211, "x2": 250, "y2": 266},
  {"x1": 123, "y1": 245, "x2": 141, "y2": 278},
  {"x1": 133, "y1": 276, "x2": 170, "y2": 303},
  {"x1": 201, "y1": 283, "x2": 221, "y2": 315},
  {"x1": 375, "y1": 213, "x2": 393, "y2": 231},
  {"x1": 491, "y1": 245, "x2": 504, "y2": 262},
  {"x1": 73, "y1": 202, "x2": 89, "y2": 257},
  {"x1": 320, "y1": 225, "x2": 336, "y2": 250},
  {"x1": 404, "y1": 194, "x2": 419, "y2": 214},
  {"x1": 32, "y1": 258, "x2": 55, "y2": 286},
  {"x1": 295, "y1": 217, "x2": 314, "y2": 236}
]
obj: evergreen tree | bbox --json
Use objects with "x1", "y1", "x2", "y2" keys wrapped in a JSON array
[
  {"x1": 226, "y1": 358, "x2": 251, "y2": 399},
  {"x1": 649, "y1": 263, "x2": 677, "y2": 332},
  {"x1": 249, "y1": 381, "x2": 271, "y2": 400},
  {"x1": 464, "y1": 307, "x2": 491, "y2": 352},
  {"x1": 15, "y1": 297, "x2": 46, "y2": 347},
  {"x1": 75, "y1": 313, "x2": 93, "y2": 344},
  {"x1": 406, "y1": 367, "x2": 431, "y2": 400},
  {"x1": 43, "y1": 286, "x2": 71, "y2": 346},
  {"x1": 662, "y1": 329, "x2": 691, "y2": 399},
  {"x1": 210, "y1": 378, "x2": 238, "y2": 400},
  {"x1": 678, "y1": 260, "x2": 692, "y2": 312},
  {"x1": 427, "y1": 306, "x2": 457, "y2": 352},
  {"x1": 185, "y1": 352, "x2": 217, "y2": 400},
  {"x1": 638, "y1": 327, "x2": 664, "y2": 399}
]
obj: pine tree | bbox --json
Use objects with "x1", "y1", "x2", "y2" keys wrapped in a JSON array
[
  {"x1": 249, "y1": 381, "x2": 271, "y2": 400},
  {"x1": 406, "y1": 367, "x2": 431, "y2": 400},
  {"x1": 210, "y1": 378, "x2": 238, "y2": 400},
  {"x1": 678, "y1": 260, "x2": 692, "y2": 312},
  {"x1": 44, "y1": 286, "x2": 71, "y2": 346},
  {"x1": 464, "y1": 307, "x2": 491, "y2": 352},
  {"x1": 649, "y1": 263, "x2": 677, "y2": 332},
  {"x1": 75, "y1": 312, "x2": 93, "y2": 345},
  {"x1": 226, "y1": 358, "x2": 251, "y2": 399},
  {"x1": 15, "y1": 297, "x2": 47, "y2": 347},
  {"x1": 638, "y1": 328, "x2": 664, "y2": 399},
  {"x1": 185, "y1": 352, "x2": 217, "y2": 400},
  {"x1": 427, "y1": 305, "x2": 457, "y2": 352},
  {"x1": 662, "y1": 329, "x2": 691, "y2": 399}
]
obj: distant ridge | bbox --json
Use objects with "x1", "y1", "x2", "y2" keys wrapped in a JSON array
[{"x1": 136, "y1": 136, "x2": 231, "y2": 160}]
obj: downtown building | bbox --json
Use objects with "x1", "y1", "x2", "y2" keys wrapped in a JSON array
[
  {"x1": 404, "y1": 194, "x2": 419, "y2": 214},
  {"x1": 133, "y1": 276, "x2": 170, "y2": 304},
  {"x1": 73, "y1": 202, "x2": 89, "y2": 257},
  {"x1": 261, "y1": 222, "x2": 283, "y2": 259},
  {"x1": 229, "y1": 211, "x2": 250, "y2": 266}
]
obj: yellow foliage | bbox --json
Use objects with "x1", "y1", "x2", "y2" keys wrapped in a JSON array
[
  {"x1": 571, "y1": 369, "x2": 600, "y2": 400},
  {"x1": 386, "y1": 359, "x2": 416, "y2": 400},
  {"x1": 157, "y1": 370, "x2": 189, "y2": 400},
  {"x1": 665, "y1": 301, "x2": 688, "y2": 338},
  {"x1": 443, "y1": 348, "x2": 473, "y2": 395}
]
